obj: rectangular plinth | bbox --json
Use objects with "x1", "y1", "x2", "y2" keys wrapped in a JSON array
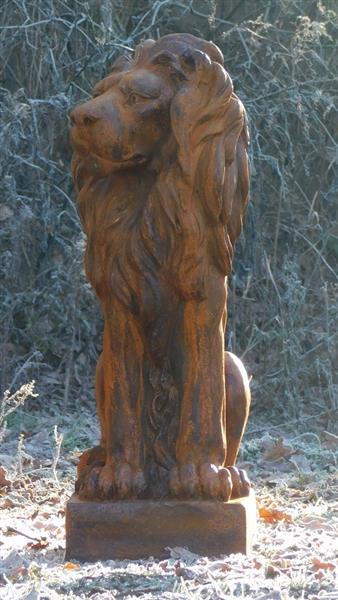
[{"x1": 65, "y1": 491, "x2": 256, "y2": 561}]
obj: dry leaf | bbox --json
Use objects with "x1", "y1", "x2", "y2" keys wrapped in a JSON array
[
  {"x1": 219, "y1": 562, "x2": 232, "y2": 572},
  {"x1": 175, "y1": 564, "x2": 196, "y2": 580},
  {"x1": 7, "y1": 565, "x2": 28, "y2": 581},
  {"x1": 312, "y1": 557, "x2": 336, "y2": 571},
  {"x1": 314, "y1": 570, "x2": 325, "y2": 580},
  {"x1": 321, "y1": 431, "x2": 338, "y2": 449},
  {"x1": 27, "y1": 538, "x2": 49, "y2": 550},
  {"x1": 265, "y1": 564, "x2": 281, "y2": 578},
  {"x1": 1, "y1": 497, "x2": 15, "y2": 508},
  {"x1": 272, "y1": 558, "x2": 291, "y2": 569},
  {"x1": 0, "y1": 466, "x2": 11, "y2": 488},
  {"x1": 259, "y1": 506, "x2": 293, "y2": 523},
  {"x1": 262, "y1": 437, "x2": 294, "y2": 461},
  {"x1": 64, "y1": 561, "x2": 80, "y2": 570},
  {"x1": 253, "y1": 558, "x2": 263, "y2": 569},
  {"x1": 300, "y1": 516, "x2": 334, "y2": 531}
]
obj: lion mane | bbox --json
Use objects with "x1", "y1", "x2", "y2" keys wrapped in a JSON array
[{"x1": 72, "y1": 34, "x2": 249, "y2": 313}]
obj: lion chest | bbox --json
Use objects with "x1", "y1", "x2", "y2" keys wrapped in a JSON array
[{"x1": 79, "y1": 178, "x2": 159, "y2": 304}]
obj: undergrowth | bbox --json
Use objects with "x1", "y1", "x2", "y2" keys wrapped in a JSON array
[{"x1": 0, "y1": 0, "x2": 337, "y2": 431}]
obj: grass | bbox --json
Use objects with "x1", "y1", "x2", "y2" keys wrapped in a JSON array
[{"x1": 0, "y1": 417, "x2": 337, "y2": 599}]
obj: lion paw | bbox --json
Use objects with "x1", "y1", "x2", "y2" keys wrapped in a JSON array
[
  {"x1": 169, "y1": 463, "x2": 250, "y2": 500},
  {"x1": 77, "y1": 446, "x2": 105, "y2": 477},
  {"x1": 226, "y1": 466, "x2": 251, "y2": 499},
  {"x1": 76, "y1": 462, "x2": 146, "y2": 500}
]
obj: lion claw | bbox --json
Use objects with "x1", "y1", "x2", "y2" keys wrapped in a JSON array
[
  {"x1": 169, "y1": 462, "x2": 250, "y2": 500},
  {"x1": 76, "y1": 462, "x2": 146, "y2": 500}
]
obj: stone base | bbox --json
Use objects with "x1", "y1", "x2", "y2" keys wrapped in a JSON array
[{"x1": 65, "y1": 491, "x2": 256, "y2": 561}]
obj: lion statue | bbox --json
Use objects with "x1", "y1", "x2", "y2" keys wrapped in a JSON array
[{"x1": 70, "y1": 33, "x2": 251, "y2": 501}]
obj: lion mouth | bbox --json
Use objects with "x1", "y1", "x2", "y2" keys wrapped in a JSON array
[
  {"x1": 74, "y1": 148, "x2": 148, "y2": 168},
  {"x1": 73, "y1": 152, "x2": 149, "y2": 188},
  {"x1": 71, "y1": 130, "x2": 149, "y2": 171},
  {"x1": 111, "y1": 154, "x2": 149, "y2": 168}
]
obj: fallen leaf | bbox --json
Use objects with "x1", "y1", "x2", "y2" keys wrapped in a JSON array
[
  {"x1": 0, "y1": 466, "x2": 11, "y2": 488},
  {"x1": 272, "y1": 558, "x2": 291, "y2": 569},
  {"x1": 175, "y1": 564, "x2": 196, "y2": 580},
  {"x1": 312, "y1": 557, "x2": 336, "y2": 571},
  {"x1": 262, "y1": 436, "x2": 294, "y2": 461},
  {"x1": 220, "y1": 562, "x2": 232, "y2": 572},
  {"x1": 1, "y1": 497, "x2": 15, "y2": 508},
  {"x1": 27, "y1": 538, "x2": 49, "y2": 550},
  {"x1": 64, "y1": 561, "x2": 80, "y2": 570},
  {"x1": 300, "y1": 516, "x2": 334, "y2": 531},
  {"x1": 259, "y1": 506, "x2": 293, "y2": 523},
  {"x1": 47, "y1": 495, "x2": 60, "y2": 504},
  {"x1": 7, "y1": 565, "x2": 28, "y2": 581},
  {"x1": 315, "y1": 570, "x2": 325, "y2": 580},
  {"x1": 265, "y1": 564, "x2": 281, "y2": 578},
  {"x1": 253, "y1": 558, "x2": 263, "y2": 569},
  {"x1": 321, "y1": 431, "x2": 338, "y2": 449}
]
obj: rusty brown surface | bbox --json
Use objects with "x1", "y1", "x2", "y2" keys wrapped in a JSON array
[
  {"x1": 65, "y1": 491, "x2": 256, "y2": 560},
  {"x1": 69, "y1": 33, "x2": 251, "y2": 502}
]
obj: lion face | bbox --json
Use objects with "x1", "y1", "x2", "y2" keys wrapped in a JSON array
[
  {"x1": 70, "y1": 34, "x2": 249, "y2": 301},
  {"x1": 70, "y1": 65, "x2": 174, "y2": 179}
]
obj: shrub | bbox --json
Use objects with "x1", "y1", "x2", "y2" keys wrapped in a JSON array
[{"x1": 1, "y1": 0, "x2": 337, "y2": 429}]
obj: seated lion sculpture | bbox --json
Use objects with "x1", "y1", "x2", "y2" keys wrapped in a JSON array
[{"x1": 70, "y1": 33, "x2": 251, "y2": 501}]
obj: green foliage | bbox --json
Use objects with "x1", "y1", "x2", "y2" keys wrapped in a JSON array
[{"x1": 0, "y1": 0, "x2": 337, "y2": 428}]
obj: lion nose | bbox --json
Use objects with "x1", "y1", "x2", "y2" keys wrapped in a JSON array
[{"x1": 69, "y1": 105, "x2": 100, "y2": 127}]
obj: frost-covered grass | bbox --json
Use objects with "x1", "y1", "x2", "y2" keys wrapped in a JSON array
[{"x1": 1, "y1": 416, "x2": 337, "y2": 599}]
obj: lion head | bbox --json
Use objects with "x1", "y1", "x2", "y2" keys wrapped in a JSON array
[{"x1": 70, "y1": 33, "x2": 249, "y2": 306}]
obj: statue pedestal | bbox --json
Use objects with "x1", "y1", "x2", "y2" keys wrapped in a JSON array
[{"x1": 65, "y1": 491, "x2": 256, "y2": 561}]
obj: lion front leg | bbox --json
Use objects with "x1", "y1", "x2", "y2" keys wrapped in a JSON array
[
  {"x1": 169, "y1": 273, "x2": 229, "y2": 499},
  {"x1": 76, "y1": 301, "x2": 146, "y2": 500},
  {"x1": 169, "y1": 276, "x2": 249, "y2": 500}
]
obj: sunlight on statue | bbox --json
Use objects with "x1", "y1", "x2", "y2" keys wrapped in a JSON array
[{"x1": 69, "y1": 33, "x2": 251, "y2": 503}]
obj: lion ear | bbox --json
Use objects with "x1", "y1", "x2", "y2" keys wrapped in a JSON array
[
  {"x1": 134, "y1": 39, "x2": 156, "y2": 63},
  {"x1": 110, "y1": 55, "x2": 132, "y2": 73}
]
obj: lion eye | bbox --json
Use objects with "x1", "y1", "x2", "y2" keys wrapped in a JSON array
[
  {"x1": 130, "y1": 94, "x2": 137, "y2": 104},
  {"x1": 128, "y1": 92, "x2": 149, "y2": 105}
]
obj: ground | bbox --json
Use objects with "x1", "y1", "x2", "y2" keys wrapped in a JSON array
[{"x1": 0, "y1": 411, "x2": 337, "y2": 599}]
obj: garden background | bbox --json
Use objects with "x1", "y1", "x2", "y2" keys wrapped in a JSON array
[{"x1": 0, "y1": 2, "x2": 337, "y2": 598}]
